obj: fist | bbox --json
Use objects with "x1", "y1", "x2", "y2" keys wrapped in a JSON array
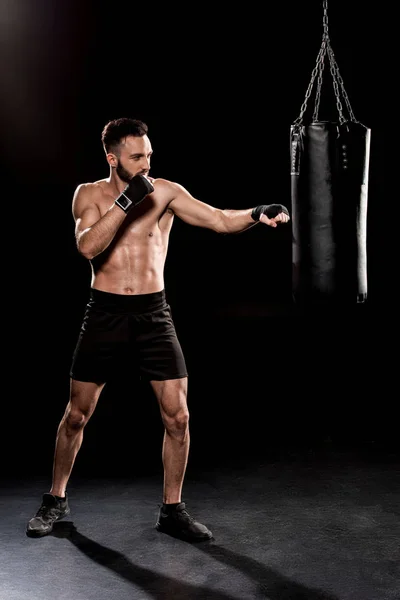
[{"x1": 252, "y1": 204, "x2": 290, "y2": 228}]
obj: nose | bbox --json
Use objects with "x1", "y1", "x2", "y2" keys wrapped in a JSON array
[{"x1": 141, "y1": 157, "x2": 150, "y2": 172}]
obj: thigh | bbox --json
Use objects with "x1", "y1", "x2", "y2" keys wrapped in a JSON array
[
  {"x1": 70, "y1": 303, "x2": 130, "y2": 384},
  {"x1": 134, "y1": 305, "x2": 188, "y2": 382},
  {"x1": 69, "y1": 378, "x2": 106, "y2": 418},
  {"x1": 151, "y1": 378, "x2": 188, "y2": 419}
]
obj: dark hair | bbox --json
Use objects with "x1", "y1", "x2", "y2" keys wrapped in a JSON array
[{"x1": 101, "y1": 118, "x2": 148, "y2": 154}]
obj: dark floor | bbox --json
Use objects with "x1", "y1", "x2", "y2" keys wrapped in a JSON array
[{"x1": 2, "y1": 447, "x2": 399, "y2": 600}]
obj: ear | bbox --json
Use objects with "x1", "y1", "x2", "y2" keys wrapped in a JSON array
[{"x1": 106, "y1": 153, "x2": 118, "y2": 168}]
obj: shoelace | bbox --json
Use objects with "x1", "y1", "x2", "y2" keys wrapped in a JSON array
[
  {"x1": 176, "y1": 509, "x2": 195, "y2": 524},
  {"x1": 36, "y1": 505, "x2": 60, "y2": 521},
  {"x1": 158, "y1": 504, "x2": 195, "y2": 524}
]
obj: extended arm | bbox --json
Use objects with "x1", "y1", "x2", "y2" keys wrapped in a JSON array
[{"x1": 167, "y1": 181, "x2": 289, "y2": 233}]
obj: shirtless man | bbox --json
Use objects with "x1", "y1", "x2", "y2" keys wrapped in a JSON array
[{"x1": 26, "y1": 118, "x2": 290, "y2": 542}]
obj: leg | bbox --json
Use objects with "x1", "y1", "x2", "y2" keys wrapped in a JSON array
[
  {"x1": 27, "y1": 378, "x2": 105, "y2": 537},
  {"x1": 151, "y1": 377, "x2": 189, "y2": 504},
  {"x1": 151, "y1": 377, "x2": 213, "y2": 542},
  {"x1": 50, "y1": 378, "x2": 105, "y2": 497}
]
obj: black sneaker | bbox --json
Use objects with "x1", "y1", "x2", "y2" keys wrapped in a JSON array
[
  {"x1": 156, "y1": 502, "x2": 213, "y2": 542},
  {"x1": 26, "y1": 493, "x2": 70, "y2": 537}
]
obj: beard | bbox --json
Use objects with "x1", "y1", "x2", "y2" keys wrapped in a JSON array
[{"x1": 115, "y1": 159, "x2": 134, "y2": 184}]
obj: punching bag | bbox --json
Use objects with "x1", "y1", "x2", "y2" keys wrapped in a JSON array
[{"x1": 291, "y1": 1, "x2": 371, "y2": 311}]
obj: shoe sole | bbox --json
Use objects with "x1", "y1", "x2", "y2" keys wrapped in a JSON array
[{"x1": 26, "y1": 508, "x2": 71, "y2": 538}]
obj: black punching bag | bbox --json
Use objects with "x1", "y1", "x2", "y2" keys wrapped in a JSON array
[{"x1": 290, "y1": 2, "x2": 371, "y2": 311}]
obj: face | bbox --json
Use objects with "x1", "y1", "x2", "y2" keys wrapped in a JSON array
[{"x1": 108, "y1": 135, "x2": 153, "y2": 183}]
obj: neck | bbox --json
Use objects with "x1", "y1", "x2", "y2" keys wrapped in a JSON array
[{"x1": 108, "y1": 168, "x2": 127, "y2": 195}]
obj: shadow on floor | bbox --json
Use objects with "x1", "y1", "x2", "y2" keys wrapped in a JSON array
[
  {"x1": 195, "y1": 543, "x2": 340, "y2": 600},
  {"x1": 53, "y1": 521, "x2": 339, "y2": 600}
]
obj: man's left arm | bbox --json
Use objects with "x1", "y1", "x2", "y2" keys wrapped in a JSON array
[{"x1": 166, "y1": 181, "x2": 290, "y2": 233}]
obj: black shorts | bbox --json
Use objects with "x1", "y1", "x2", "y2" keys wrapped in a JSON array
[{"x1": 70, "y1": 288, "x2": 188, "y2": 383}]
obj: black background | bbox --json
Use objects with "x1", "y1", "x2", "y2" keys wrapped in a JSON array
[{"x1": 1, "y1": 1, "x2": 390, "y2": 478}]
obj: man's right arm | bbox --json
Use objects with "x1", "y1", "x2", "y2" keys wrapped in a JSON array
[{"x1": 72, "y1": 184, "x2": 126, "y2": 260}]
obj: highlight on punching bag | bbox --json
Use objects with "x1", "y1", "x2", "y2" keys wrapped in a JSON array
[{"x1": 290, "y1": 0, "x2": 371, "y2": 311}]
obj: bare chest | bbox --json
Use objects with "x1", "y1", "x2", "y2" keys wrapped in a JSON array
[{"x1": 102, "y1": 194, "x2": 175, "y2": 245}]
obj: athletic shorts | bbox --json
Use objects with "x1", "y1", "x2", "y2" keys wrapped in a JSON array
[{"x1": 70, "y1": 288, "x2": 188, "y2": 383}]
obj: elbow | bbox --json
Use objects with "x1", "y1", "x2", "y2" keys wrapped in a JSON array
[
  {"x1": 77, "y1": 243, "x2": 95, "y2": 260},
  {"x1": 214, "y1": 209, "x2": 229, "y2": 234},
  {"x1": 80, "y1": 248, "x2": 96, "y2": 261},
  {"x1": 76, "y1": 232, "x2": 95, "y2": 260}
]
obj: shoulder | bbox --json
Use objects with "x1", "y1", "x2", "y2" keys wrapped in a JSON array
[
  {"x1": 150, "y1": 177, "x2": 174, "y2": 191},
  {"x1": 150, "y1": 177, "x2": 189, "y2": 201},
  {"x1": 72, "y1": 179, "x2": 111, "y2": 206},
  {"x1": 73, "y1": 179, "x2": 107, "y2": 199},
  {"x1": 72, "y1": 180, "x2": 109, "y2": 219}
]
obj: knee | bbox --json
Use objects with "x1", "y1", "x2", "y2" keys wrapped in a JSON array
[
  {"x1": 165, "y1": 409, "x2": 190, "y2": 439},
  {"x1": 65, "y1": 406, "x2": 88, "y2": 434}
]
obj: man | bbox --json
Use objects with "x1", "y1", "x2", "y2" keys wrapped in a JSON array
[{"x1": 26, "y1": 117, "x2": 290, "y2": 543}]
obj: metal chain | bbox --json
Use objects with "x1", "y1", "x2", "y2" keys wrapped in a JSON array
[
  {"x1": 313, "y1": 0, "x2": 329, "y2": 121},
  {"x1": 293, "y1": 38, "x2": 327, "y2": 125},
  {"x1": 294, "y1": 0, "x2": 357, "y2": 126},
  {"x1": 327, "y1": 43, "x2": 358, "y2": 123},
  {"x1": 326, "y1": 41, "x2": 346, "y2": 123},
  {"x1": 312, "y1": 44, "x2": 327, "y2": 121},
  {"x1": 322, "y1": 0, "x2": 329, "y2": 39}
]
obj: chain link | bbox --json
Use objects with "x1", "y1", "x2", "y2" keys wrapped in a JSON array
[
  {"x1": 312, "y1": 43, "x2": 327, "y2": 121},
  {"x1": 322, "y1": 0, "x2": 329, "y2": 38},
  {"x1": 326, "y1": 42, "x2": 345, "y2": 123},
  {"x1": 327, "y1": 44, "x2": 358, "y2": 123},
  {"x1": 313, "y1": 0, "x2": 329, "y2": 121},
  {"x1": 293, "y1": 0, "x2": 357, "y2": 126},
  {"x1": 293, "y1": 38, "x2": 327, "y2": 125}
]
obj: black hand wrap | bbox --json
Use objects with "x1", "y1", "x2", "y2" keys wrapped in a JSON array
[
  {"x1": 115, "y1": 174, "x2": 154, "y2": 213},
  {"x1": 251, "y1": 204, "x2": 289, "y2": 221}
]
